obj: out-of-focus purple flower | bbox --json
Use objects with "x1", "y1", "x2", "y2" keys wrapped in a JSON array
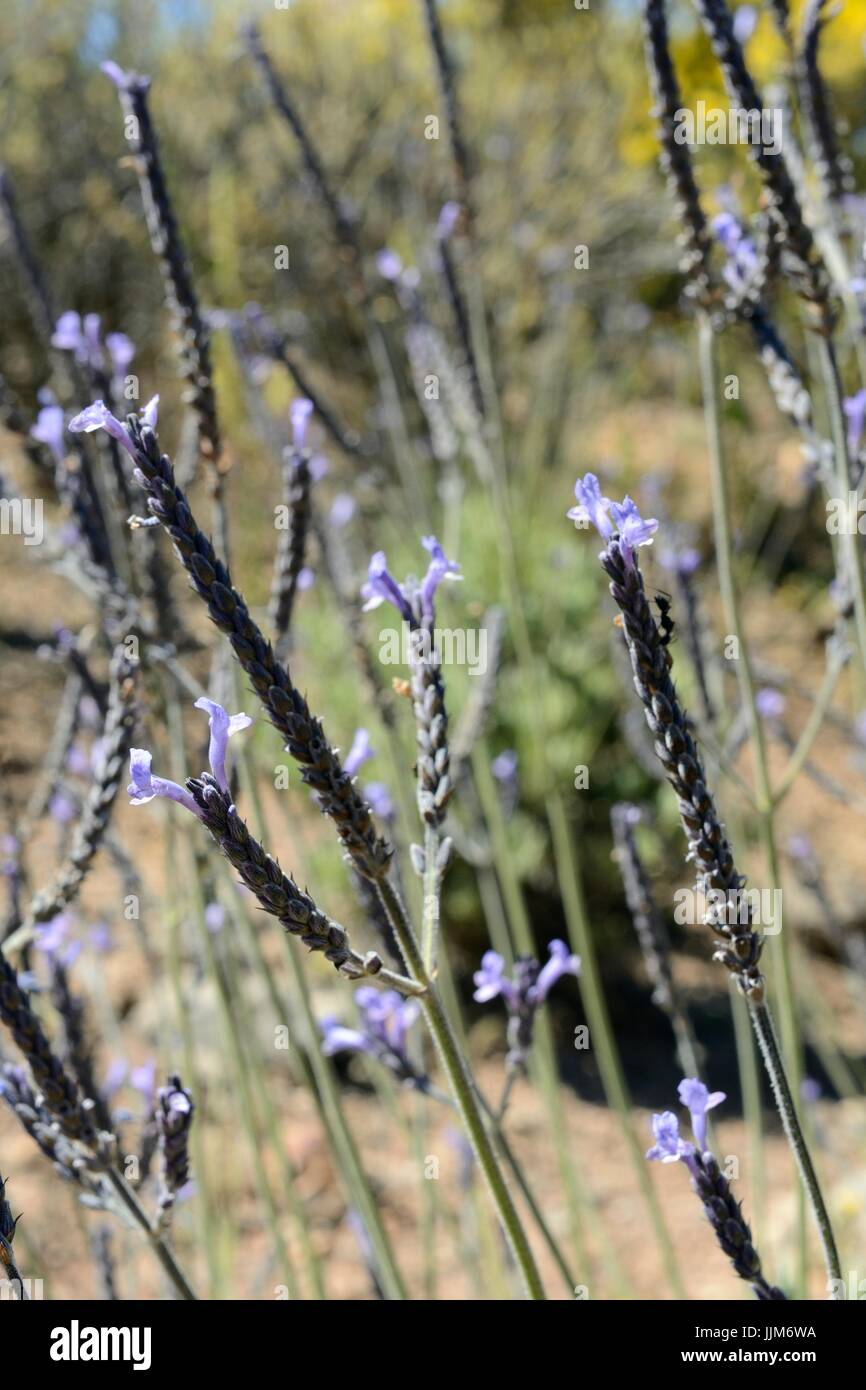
[
  {"x1": 104, "y1": 1058, "x2": 128, "y2": 1097},
  {"x1": 491, "y1": 749, "x2": 518, "y2": 782},
  {"x1": 646, "y1": 1110, "x2": 694, "y2": 1164},
  {"x1": 89, "y1": 921, "x2": 113, "y2": 953},
  {"x1": 100, "y1": 59, "x2": 149, "y2": 92},
  {"x1": 52, "y1": 312, "x2": 95, "y2": 364},
  {"x1": 66, "y1": 742, "x2": 90, "y2": 777},
  {"x1": 193, "y1": 697, "x2": 252, "y2": 794},
  {"x1": 365, "y1": 781, "x2": 394, "y2": 820},
  {"x1": 375, "y1": 249, "x2": 403, "y2": 281},
  {"x1": 800, "y1": 1077, "x2": 822, "y2": 1104},
  {"x1": 34, "y1": 912, "x2": 75, "y2": 959},
  {"x1": 297, "y1": 566, "x2": 316, "y2": 591},
  {"x1": 128, "y1": 749, "x2": 201, "y2": 819},
  {"x1": 437, "y1": 201, "x2": 461, "y2": 242},
  {"x1": 329, "y1": 492, "x2": 356, "y2": 528},
  {"x1": 49, "y1": 789, "x2": 77, "y2": 824},
  {"x1": 204, "y1": 902, "x2": 225, "y2": 934},
  {"x1": 711, "y1": 212, "x2": 759, "y2": 291},
  {"x1": 534, "y1": 939, "x2": 582, "y2": 1004},
  {"x1": 843, "y1": 389, "x2": 866, "y2": 459},
  {"x1": 756, "y1": 687, "x2": 785, "y2": 721},
  {"x1": 344, "y1": 728, "x2": 375, "y2": 778},
  {"x1": 787, "y1": 833, "x2": 814, "y2": 863},
  {"x1": 659, "y1": 546, "x2": 701, "y2": 576},
  {"x1": 677, "y1": 1077, "x2": 726, "y2": 1151},
  {"x1": 131, "y1": 1060, "x2": 156, "y2": 1106},
  {"x1": 361, "y1": 551, "x2": 414, "y2": 623},
  {"x1": 567, "y1": 472, "x2": 613, "y2": 538},
  {"x1": 320, "y1": 987, "x2": 421, "y2": 1083},
  {"x1": 732, "y1": 5, "x2": 757, "y2": 45},
  {"x1": 473, "y1": 950, "x2": 517, "y2": 1006},
  {"x1": 320, "y1": 1017, "x2": 372, "y2": 1058},
  {"x1": 290, "y1": 397, "x2": 313, "y2": 449},
  {"x1": 420, "y1": 535, "x2": 462, "y2": 625},
  {"x1": 30, "y1": 402, "x2": 67, "y2": 465},
  {"x1": 105, "y1": 331, "x2": 136, "y2": 375}
]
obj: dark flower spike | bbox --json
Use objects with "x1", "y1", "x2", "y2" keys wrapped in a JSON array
[
  {"x1": 647, "y1": 1081, "x2": 786, "y2": 1300},
  {"x1": 100, "y1": 61, "x2": 221, "y2": 468},
  {"x1": 799, "y1": 0, "x2": 851, "y2": 207},
  {"x1": 571, "y1": 475, "x2": 763, "y2": 997},
  {"x1": 156, "y1": 1074, "x2": 194, "y2": 1228},
  {"x1": 642, "y1": 0, "x2": 714, "y2": 304},
  {"x1": 75, "y1": 404, "x2": 391, "y2": 879}
]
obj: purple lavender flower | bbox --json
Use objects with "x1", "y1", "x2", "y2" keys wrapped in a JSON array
[
  {"x1": 787, "y1": 833, "x2": 814, "y2": 863},
  {"x1": 711, "y1": 212, "x2": 759, "y2": 292},
  {"x1": 103, "y1": 1058, "x2": 128, "y2": 1097},
  {"x1": 491, "y1": 749, "x2": 518, "y2": 783},
  {"x1": 128, "y1": 749, "x2": 201, "y2": 819},
  {"x1": 344, "y1": 728, "x2": 375, "y2": 779},
  {"x1": 320, "y1": 987, "x2": 421, "y2": 1084},
  {"x1": 474, "y1": 942, "x2": 580, "y2": 1072},
  {"x1": 646, "y1": 1110, "x2": 695, "y2": 1165},
  {"x1": 843, "y1": 389, "x2": 866, "y2": 459},
  {"x1": 659, "y1": 545, "x2": 701, "y2": 575},
  {"x1": 437, "y1": 201, "x2": 461, "y2": 242},
  {"x1": 105, "y1": 332, "x2": 136, "y2": 376},
  {"x1": 567, "y1": 472, "x2": 613, "y2": 537},
  {"x1": 88, "y1": 922, "x2": 113, "y2": 953},
  {"x1": 290, "y1": 397, "x2": 313, "y2": 449},
  {"x1": 204, "y1": 902, "x2": 225, "y2": 934},
  {"x1": 30, "y1": 402, "x2": 66, "y2": 465},
  {"x1": 193, "y1": 697, "x2": 252, "y2": 794},
  {"x1": 568, "y1": 474, "x2": 657, "y2": 568},
  {"x1": 755, "y1": 687, "x2": 785, "y2": 721},
  {"x1": 364, "y1": 781, "x2": 394, "y2": 821},
  {"x1": 375, "y1": 249, "x2": 403, "y2": 281},
  {"x1": 361, "y1": 551, "x2": 414, "y2": 622},
  {"x1": 677, "y1": 1077, "x2": 726, "y2": 1151},
  {"x1": 100, "y1": 59, "x2": 149, "y2": 93},
  {"x1": 297, "y1": 566, "x2": 316, "y2": 590},
  {"x1": 535, "y1": 939, "x2": 582, "y2": 1003},
  {"x1": 131, "y1": 1060, "x2": 156, "y2": 1107},
  {"x1": 329, "y1": 492, "x2": 356, "y2": 528},
  {"x1": 472, "y1": 950, "x2": 517, "y2": 1006},
  {"x1": 419, "y1": 535, "x2": 462, "y2": 625},
  {"x1": 68, "y1": 396, "x2": 159, "y2": 458},
  {"x1": 34, "y1": 912, "x2": 76, "y2": 961},
  {"x1": 49, "y1": 789, "x2": 77, "y2": 824},
  {"x1": 733, "y1": 4, "x2": 757, "y2": 42}
]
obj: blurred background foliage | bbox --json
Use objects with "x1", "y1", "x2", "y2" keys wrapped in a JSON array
[{"x1": 2, "y1": 0, "x2": 865, "y2": 1023}]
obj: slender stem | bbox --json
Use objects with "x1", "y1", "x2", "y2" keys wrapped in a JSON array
[
  {"x1": 773, "y1": 645, "x2": 846, "y2": 806},
  {"x1": 817, "y1": 334, "x2": 866, "y2": 681},
  {"x1": 749, "y1": 1000, "x2": 842, "y2": 1295},
  {"x1": 375, "y1": 875, "x2": 546, "y2": 1299},
  {"x1": 699, "y1": 310, "x2": 842, "y2": 1295},
  {"x1": 421, "y1": 822, "x2": 442, "y2": 975},
  {"x1": 103, "y1": 1167, "x2": 196, "y2": 1300}
]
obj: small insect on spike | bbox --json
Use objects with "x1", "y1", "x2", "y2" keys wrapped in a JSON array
[{"x1": 654, "y1": 592, "x2": 676, "y2": 667}]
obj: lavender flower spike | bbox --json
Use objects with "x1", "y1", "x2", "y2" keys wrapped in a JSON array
[
  {"x1": 68, "y1": 397, "x2": 159, "y2": 458},
  {"x1": 128, "y1": 749, "x2": 201, "y2": 819},
  {"x1": 156, "y1": 1073, "x2": 194, "y2": 1229},
  {"x1": 193, "y1": 697, "x2": 252, "y2": 794},
  {"x1": 647, "y1": 1085, "x2": 785, "y2": 1300}
]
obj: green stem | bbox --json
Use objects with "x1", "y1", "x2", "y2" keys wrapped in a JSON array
[
  {"x1": 103, "y1": 1167, "x2": 196, "y2": 1300},
  {"x1": 375, "y1": 875, "x2": 546, "y2": 1299}
]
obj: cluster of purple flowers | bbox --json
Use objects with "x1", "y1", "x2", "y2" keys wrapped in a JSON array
[
  {"x1": 362, "y1": 536, "x2": 461, "y2": 628},
  {"x1": 567, "y1": 473, "x2": 658, "y2": 569},
  {"x1": 473, "y1": 941, "x2": 581, "y2": 1072},
  {"x1": 127, "y1": 697, "x2": 252, "y2": 820},
  {"x1": 52, "y1": 311, "x2": 135, "y2": 379},
  {"x1": 320, "y1": 987, "x2": 422, "y2": 1086}
]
